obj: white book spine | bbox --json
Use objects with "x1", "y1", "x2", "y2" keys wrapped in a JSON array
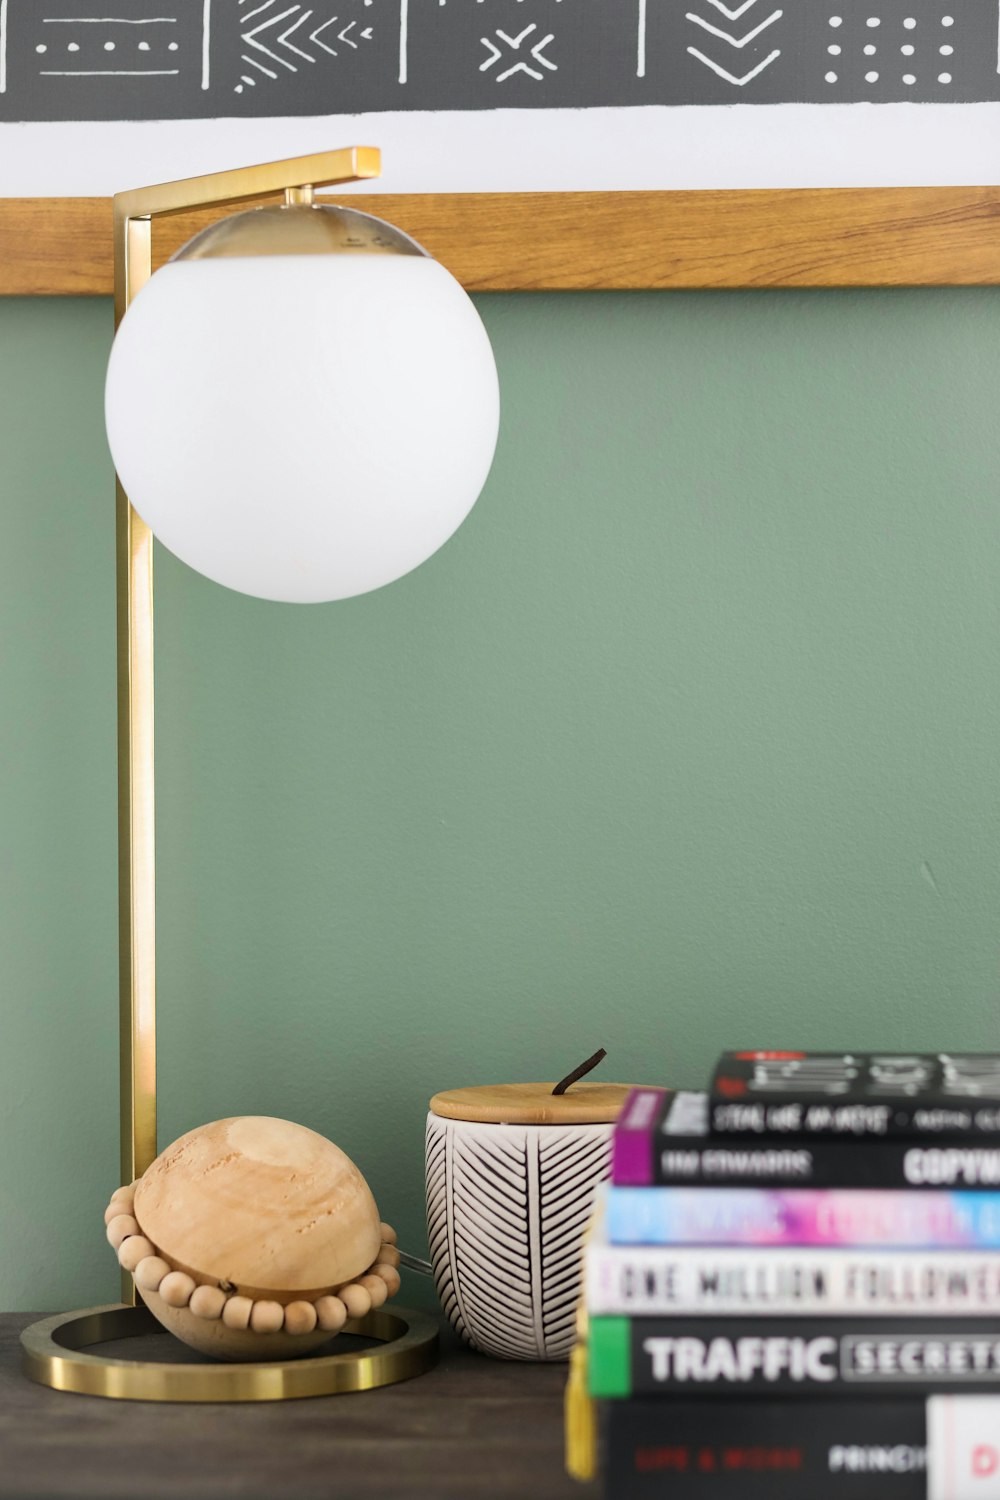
[
  {"x1": 587, "y1": 1246, "x2": 1000, "y2": 1316},
  {"x1": 928, "y1": 1396, "x2": 1000, "y2": 1499}
]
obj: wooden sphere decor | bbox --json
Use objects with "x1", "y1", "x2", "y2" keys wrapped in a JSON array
[{"x1": 105, "y1": 1117, "x2": 401, "y2": 1361}]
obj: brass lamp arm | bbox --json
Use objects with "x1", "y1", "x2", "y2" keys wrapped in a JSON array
[{"x1": 113, "y1": 145, "x2": 381, "y2": 321}]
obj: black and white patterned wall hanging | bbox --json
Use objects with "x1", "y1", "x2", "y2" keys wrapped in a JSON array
[{"x1": 0, "y1": 0, "x2": 997, "y2": 121}]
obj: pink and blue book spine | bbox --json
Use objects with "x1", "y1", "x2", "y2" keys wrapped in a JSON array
[{"x1": 606, "y1": 1187, "x2": 1000, "y2": 1248}]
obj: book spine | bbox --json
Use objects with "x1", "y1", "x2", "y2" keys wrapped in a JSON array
[
  {"x1": 612, "y1": 1088, "x2": 671, "y2": 1187},
  {"x1": 588, "y1": 1316, "x2": 1000, "y2": 1400},
  {"x1": 585, "y1": 1245, "x2": 1000, "y2": 1316},
  {"x1": 631, "y1": 1138, "x2": 1000, "y2": 1190},
  {"x1": 710, "y1": 1100, "x2": 1000, "y2": 1139},
  {"x1": 708, "y1": 1053, "x2": 1000, "y2": 1140},
  {"x1": 927, "y1": 1395, "x2": 1000, "y2": 1500},
  {"x1": 603, "y1": 1397, "x2": 928, "y2": 1498},
  {"x1": 605, "y1": 1188, "x2": 1000, "y2": 1248}
]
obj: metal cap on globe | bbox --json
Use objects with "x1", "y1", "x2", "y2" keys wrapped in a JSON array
[{"x1": 105, "y1": 201, "x2": 500, "y2": 603}]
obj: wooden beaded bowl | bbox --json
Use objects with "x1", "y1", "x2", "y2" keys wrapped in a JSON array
[{"x1": 105, "y1": 1117, "x2": 402, "y2": 1361}]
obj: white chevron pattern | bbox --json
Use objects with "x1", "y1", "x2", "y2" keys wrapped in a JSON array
[
  {"x1": 686, "y1": 7, "x2": 782, "y2": 48},
  {"x1": 703, "y1": 0, "x2": 767, "y2": 18},
  {"x1": 686, "y1": 0, "x2": 781, "y2": 86},
  {"x1": 687, "y1": 44, "x2": 779, "y2": 84},
  {"x1": 234, "y1": 0, "x2": 372, "y2": 91}
]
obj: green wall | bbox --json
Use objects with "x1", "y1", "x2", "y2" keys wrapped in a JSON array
[{"x1": 1, "y1": 290, "x2": 998, "y2": 1311}]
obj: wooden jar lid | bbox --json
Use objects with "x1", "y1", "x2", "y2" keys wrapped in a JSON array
[{"x1": 429, "y1": 1082, "x2": 634, "y2": 1125}]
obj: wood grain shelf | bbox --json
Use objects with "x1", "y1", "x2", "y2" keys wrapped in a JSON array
[
  {"x1": 3, "y1": 187, "x2": 1000, "y2": 295},
  {"x1": 1, "y1": 1313, "x2": 593, "y2": 1500}
]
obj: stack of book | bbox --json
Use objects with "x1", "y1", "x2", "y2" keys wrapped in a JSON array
[{"x1": 569, "y1": 1051, "x2": 1000, "y2": 1499}]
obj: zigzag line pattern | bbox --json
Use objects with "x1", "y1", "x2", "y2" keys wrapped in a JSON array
[
  {"x1": 687, "y1": 43, "x2": 780, "y2": 84},
  {"x1": 234, "y1": 0, "x2": 372, "y2": 92},
  {"x1": 686, "y1": 8, "x2": 782, "y2": 48},
  {"x1": 685, "y1": 0, "x2": 782, "y2": 86}
]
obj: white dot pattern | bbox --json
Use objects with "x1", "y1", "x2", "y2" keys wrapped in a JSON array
[{"x1": 822, "y1": 9, "x2": 958, "y2": 94}]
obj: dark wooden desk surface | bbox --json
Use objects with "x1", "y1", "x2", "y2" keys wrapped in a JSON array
[{"x1": 0, "y1": 1313, "x2": 599, "y2": 1500}]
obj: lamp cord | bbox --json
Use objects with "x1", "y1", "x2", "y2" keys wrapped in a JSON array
[{"x1": 398, "y1": 1249, "x2": 433, "y2": 1276}]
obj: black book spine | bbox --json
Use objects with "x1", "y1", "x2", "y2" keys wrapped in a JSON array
[
  {"x1": 709, "y1": 1052, "x2": 1000, "y2": 1139},
  {"x1": 603, "y1": 1398, "x2": 927, "y2": 1498},
  {"x1": 605, "y1": 1317, "x2": 1000, "y2": 1399},
  {"x1": 650, "y1": 1136, "x2": 1000, "y2": 1188},
  {"x1": 708, "y1": 1100, "x2": 1000, "y2": 1140}
]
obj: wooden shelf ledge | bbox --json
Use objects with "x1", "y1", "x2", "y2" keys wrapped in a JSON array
[{"x1": 3, "y1": 187, "x2": 1000, "y2": 294}]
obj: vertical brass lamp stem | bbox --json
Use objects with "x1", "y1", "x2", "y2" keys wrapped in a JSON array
[
  {"x1": 110, "y1": 147, "x2": 380, "y2": 1305},
  {"x1": 114, "y1": 212, "x2": 155, "y2": 1303}
]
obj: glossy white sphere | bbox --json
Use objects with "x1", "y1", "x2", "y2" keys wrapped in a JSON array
[{"x1": 105, "y1": 253, "x2": 499, "y2": 602}]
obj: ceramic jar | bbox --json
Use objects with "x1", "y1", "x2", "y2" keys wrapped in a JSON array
[{"x1": 425, "y1": 1081, "x2": 631, "y2": 1360}]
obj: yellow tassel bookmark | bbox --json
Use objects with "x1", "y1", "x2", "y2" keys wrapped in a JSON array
[{"x1": 565, "y1": 1341, "x2": 598, "y2": 1482}]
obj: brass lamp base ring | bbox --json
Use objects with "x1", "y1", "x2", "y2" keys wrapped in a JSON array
[{"x1": 21, "y1": 1302, "x2": 439, "y2": 1402}]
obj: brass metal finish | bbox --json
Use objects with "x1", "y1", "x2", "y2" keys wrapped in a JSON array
[
  {"x1": 285, "y1": 185, "x2": 315, "y2": 207},
  {"x1": 104, "y1": 144, "x2": 389, "y2": 1350},
  {"x1": 22, "y1": 1304, "x2": 438, "y2": 1402},
  {"x1": 115, "y1": 479, "x2": 155, "y2": 1308},
  {"x1": 115, "y1": 206, "x2": 156, "y2": 1307},
  {"x1": 113, "y1": 145, "x2": 381, "y2": 1208},
  {"x1": 113, "y1": 146, "x2": 380, "y2": 232},
  {"x1": 29, "y1": 138, "x2": 433, "y2": 1405},
  {"x1": 173, "y1": 203, "x2": 426, "y2": 262}
]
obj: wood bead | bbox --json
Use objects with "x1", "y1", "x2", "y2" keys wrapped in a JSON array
[
  {"x1": 104, "y1": 1198, "x2": 133, "y2": 1226},
  {"x1": 222, "y1": 1295, "x2": 253, "y2": 1331},
  {"x1": 283, "y1": 1301, "x2": 318, "y2": 1335},
  {"x1": 159, "y1": 1271, "x2": 196, "y2": 1308},
  {"x1": 374, "y1": 1263, "x2": 401, "y2": 1298},
  {"x1": 134, "y1": 1256, "x2": 171, "y2": 1292},
  {"x1": 118, "y1": 1235, "x2": 155, "y2": 1273},
  {"x1": 250, "y1": 1301, "x2": 284, "y2": 1335},
  {"x1": 315, "y1": 1296, "x2": 347, "y2": 1333},
  {"x1": 110, "y1": 1184, "x2": 135, "y2": 1206},
  {"x1": 379, "y1": 1244, "x2": 401, "y2": 1269},
  {"x1": 358, "y1": 1274, "x2": 387, "y2": 1309},
  {"x1": 189, "y1": 1285, "x2": 227, "y2": 1321},
  {"x1": 106, "y1": 1214, "x2": 140, "y2": 1250},
  {"x1": 339, "y1": 1283, "x2": 372, "y2": 1319},
  {"x1": 379, "y1": 1222, "x2": 397, "y2": 1245}
]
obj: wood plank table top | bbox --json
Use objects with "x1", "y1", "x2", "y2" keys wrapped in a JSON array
[{"x1": 0, "y1": 1313, "x2": 597, "y2": 1500}]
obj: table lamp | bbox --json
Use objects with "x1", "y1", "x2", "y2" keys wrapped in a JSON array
[{"x1": 20, "y1": 145, "x2": 500, "y2": 1401}]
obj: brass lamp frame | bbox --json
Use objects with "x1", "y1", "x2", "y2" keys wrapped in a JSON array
[{"x1": 21, "y1": 147, "x2": 439, "y2": 1401}]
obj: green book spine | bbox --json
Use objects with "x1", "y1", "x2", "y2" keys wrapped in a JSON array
[{"x1": 587, "y1": 1316, "x2": 630, "y2": 1398}]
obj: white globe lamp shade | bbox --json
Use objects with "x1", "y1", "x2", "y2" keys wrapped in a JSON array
[{"x1": 105, "y1": 204, "x2": 500, "y2": 603}]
